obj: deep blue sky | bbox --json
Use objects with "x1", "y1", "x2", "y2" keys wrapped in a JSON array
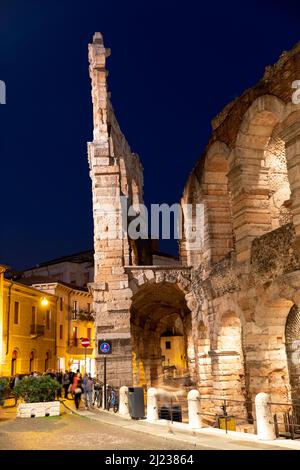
[{"x1": 0, "y1": 0, "x2": 300, "y2": 269}]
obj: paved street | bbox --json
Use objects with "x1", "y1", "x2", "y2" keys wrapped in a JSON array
[
  {"x1": 0, "y1": 404, "x2": 292, "y2": 450},
  {"x1": 0, "y1": 407, "x2": 198, "y2": 450}
]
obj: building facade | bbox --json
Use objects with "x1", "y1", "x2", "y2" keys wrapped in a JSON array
[
  {"x1": 88, "y1": 32, "x2": 300, "y2": 417},
  {"x1": 0, "y1": 267, "x2": 94, "y2": 377},
  {"x1": 22, "y1": 250, "x2": 94, "y2": 288},
  {"x1": 31, "y1": 281, "x2": 95, "y2": 375},
  {"x1": 0, "y1": 267, "x2": 57, "y2": 376}
]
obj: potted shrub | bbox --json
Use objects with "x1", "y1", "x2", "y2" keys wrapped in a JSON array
[
  {"x1": 14, "y1": 375, "x2": 61, "y2": 418},
  {"x1": 0, "y1": 378, "x2": 9, "y2": 407}
]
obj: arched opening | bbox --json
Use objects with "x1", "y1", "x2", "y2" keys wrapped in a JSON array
[
  {"x1": 203, "y1": 143, "x2": 234, "y2": 265},
  {"x1": 11, "y1": 349, "x2": 18, "y2": 376},
  {"x1": 285, "y1": 304, "x2": 300, "y2": 403},
  {"x1": 45, "y1": 351, "x2": 50, "y2": 372},
  {"x1": 265, "y1": 129, "x2": 291, "y2": 229},
  {"x1": 29, "y1": 350, "x2": 36, "y2": 373},
  {"x1": 181, "y1": 142, "x2": 234, "y2": 273},
  {"x1": 212, "y1": 312, "x2": 246, "y2": 416},
  {"x1": 130, "y1": 282, "x2": 192, "y2": 388},
  {"x1": 231, "y1": 95, "x2": 286, "y2": 261},
  {"x1": 196, "y1": 321, "x2": 212, "y2": 397}
]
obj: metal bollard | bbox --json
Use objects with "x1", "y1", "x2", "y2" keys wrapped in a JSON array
[
  {"x1": 119, "y1": 386, "x2": 130, "y2": 417},
  {"x1": 147, "y1": 387, "x2": 158, "y2": 422},
  {"x1": 188, "y1": 389, "x2": 202, "y2": 429},
  {"x1": 255, "y1": 392, "x2": 276, "y2": 440}
]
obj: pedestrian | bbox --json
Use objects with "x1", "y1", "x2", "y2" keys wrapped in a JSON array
[
  {"x1": 13, "y1": 374, "x2": 20, "y2": 388},
  {"x1": 62, "y1": 370, "x2": 71, "y2": 399},
  {"x1": 55, "y1": 370, "x2": 63, "y2": 398},
  {"x1": 83, "y1": 373, "x2": 94, "y2": 409},
  {"x1": 73, "y1": 372, "x2": 83, "y2": 410}
]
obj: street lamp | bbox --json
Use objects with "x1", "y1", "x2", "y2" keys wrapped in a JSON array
[{"x1": 41, "y1": 297, "x2": 49, "y2": 307}]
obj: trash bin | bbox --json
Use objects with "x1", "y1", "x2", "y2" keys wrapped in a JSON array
[{"x1": 128, "y1": 387, "x2": 145, "y2": 419}]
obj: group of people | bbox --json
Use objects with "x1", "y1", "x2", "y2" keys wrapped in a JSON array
[
  {"x1": 11, "y1": 369, "x2": 95, "y2": 410},
  {"x1": 61, "y1": 370, "x2": 94, "y2": 410}
]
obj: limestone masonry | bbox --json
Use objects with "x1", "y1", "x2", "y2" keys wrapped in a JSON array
[{"x1": 88, "y1": 33, "x2": 300, "y2": 419}]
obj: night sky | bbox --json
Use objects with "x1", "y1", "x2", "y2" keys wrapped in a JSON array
[{"x1": 1, "y1": 0, "x2": 300, "y2": 270}]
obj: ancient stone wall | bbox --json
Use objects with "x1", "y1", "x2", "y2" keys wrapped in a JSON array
[{"x1": 89, "y1": 32, "x2": 300, "y2": 416}]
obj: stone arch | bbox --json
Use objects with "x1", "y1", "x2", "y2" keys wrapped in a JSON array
[
  {"x1": 181, "y1": 141, "x2": 233, "y2": 272},
  {"x1": 285, "y1": 305, "x2": 300, "y2": 403},
  {"x1": 128, "y1": 268, "x2": 200, "y2": 388},
  {"x1": 195, "y1": 320, "x2": 212, "y2": 397},
  {"x1": 211, "y1": 310, "x2": 247, "y2": 417},
  {"x1": 229, "y1": 95, "x2": 287, "y2": 262},
  {"x1": 247, "y1": 288, "x2": 295, "y2": 403},
  {"x1": 29, "y1": 349, "x2": 37, "y2": 373},
  {"x1": 11, "y1": 348, "x2": 20, "y2": 376}
]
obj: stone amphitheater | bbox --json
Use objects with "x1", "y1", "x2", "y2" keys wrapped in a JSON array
[{"x1": 88, "y1": 33, "x2": 300, "y2": 421}]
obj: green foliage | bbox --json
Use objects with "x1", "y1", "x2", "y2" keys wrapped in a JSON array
[
  {"x1": 14, "y1": 376, "x2": 61, "y2": 403},
  {"x1": 0, "y1": 378, "x2": 9, "y2": 406}
]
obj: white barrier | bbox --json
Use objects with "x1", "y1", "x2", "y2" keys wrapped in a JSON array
[
  {"x1": 119, "y1": 386, "x2": 130, "y2": 417},
  {"x1": 147, "y1": 387, "x2": 159, "y2": 422},
  {"x1": 255, "y1": 392, "x2": 276, "y2": 440},
  {"x1": 188, "y1": 389, "x2": 202, "y2": 429}
]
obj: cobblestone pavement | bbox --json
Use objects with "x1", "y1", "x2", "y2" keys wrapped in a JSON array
[{"x1": 0, "y1": 407, "x2": 198, "y2": 450}]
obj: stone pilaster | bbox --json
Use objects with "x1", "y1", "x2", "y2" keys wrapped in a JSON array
[
  {"x1": 88, "y1": 33, "x2": 133, "y2": 387},
  {"x1": 280, "y1": 121, "x2": 300, "y2": 257}
]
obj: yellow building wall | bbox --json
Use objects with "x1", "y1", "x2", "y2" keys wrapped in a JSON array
[
  {"x1": 0, "y1": 278, "x2": 57, "y2": 377},
  {"x1": 32, "y1": 283, "x2": 95, "y2": 376},
  {"x1": 160, "y1": 335, "x2": 186, "y2": 375},
  {"x1": 0, "y1": 273, "x2": 96, "y2": 378}
]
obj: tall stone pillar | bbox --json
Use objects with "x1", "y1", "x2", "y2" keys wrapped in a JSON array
[
  {"x1": 88, "y1": 33, "x2": 134, "y2": 387},
  {"x1": 280, "y1": 122, "x2": 300, "y2": 256},
  {"x1": 228, "y1": 163, "x2": 271, "y2": 263}
]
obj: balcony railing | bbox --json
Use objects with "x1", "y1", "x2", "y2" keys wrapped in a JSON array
[
  {"x1": 71, "y1": 309, "x2": 94, "y2": 322},
  {"x1": 30, "y1": 324, "x2": 45, "y2": 337}
]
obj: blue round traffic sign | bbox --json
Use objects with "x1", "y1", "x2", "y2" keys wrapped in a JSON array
[{"x1": 99, "y1": 341, "x2": 111, "y2": 354}]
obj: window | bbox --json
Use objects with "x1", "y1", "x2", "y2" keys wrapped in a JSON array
[
  {"x1": 46, "y1": 310, "x2": 51, "y2": 330},
  {"x1": 87, "y1": 303, "x2": 91, "y2": 313},
  {"x1": 165, "y1": 341, "x2": 171, "y2": 350},
  {"x1": 72, "y1": 326, "x2": 78, "y2": 346},
  {"x1": 70, "y1": 272, "x2": 76, "y2": 285},
  {"x1": 59, "y1": 297, "x2": 63, "y2": 311},
  {"x1": 14, "y1": 302, "x2": 19, "y2": 324},
  {"x1": 31, "y1": 306, "x2": 36, "y2": 325},
  {"x1": 59, "y1": 324, "x2": 63, "y2": 340},
  {"x1": 83, "y1": 272, "x2": 90, "y2": 285},
  {"x1": 73, "y1": 300, "x2": 78, "y2": 312},
  {"x1": 87, "y1": 327, "x2": 91, "y2": 341}
]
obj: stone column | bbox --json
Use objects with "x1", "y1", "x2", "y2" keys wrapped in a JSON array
[
  {"x1": 280, "y1": 122, "x2": 300, "y2": 257},
  {"x1": 88, "y1": 33, "x2": 134, "y2": 387},
  {"x1": 228, "y1": 163, "x2": 271, "y2": 263},
  {"x1": 188, "y1": 389, "x2": 202, "y2": 429},
  {"x1": 147, "y1": 387, "x2": 159, "y2": 422},
  {"x1": 255, "y1": 392, "x2": 276, "y2": 440},
  {"x1": 119, "y1": 386, "x2": 130, "y2": 417}
]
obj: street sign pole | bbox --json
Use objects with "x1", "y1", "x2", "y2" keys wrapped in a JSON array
[
  {"x1": 81, "y1": 337, "x2": 90, "y2": 376},
  {"x1": 104, "y1": 356, "x2": 107, "y2": 409}
]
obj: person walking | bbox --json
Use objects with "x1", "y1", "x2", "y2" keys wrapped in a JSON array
[
  {"x1": 62, "y1": 371, "x2": 70, "y2": 399},
  {"x1": 83, "y1": 373, "x2": 94, "y2": 409},
  {"x1": 73, "y1": 372, "x2": 83, "y2": 410},
  {"x1": 55, "y1": 370, "x2": 63, "y2": 399}
]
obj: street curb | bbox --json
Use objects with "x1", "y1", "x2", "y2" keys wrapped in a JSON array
[{"x1": 61, "y1": 400, "x2": 297, "y2": 450}]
